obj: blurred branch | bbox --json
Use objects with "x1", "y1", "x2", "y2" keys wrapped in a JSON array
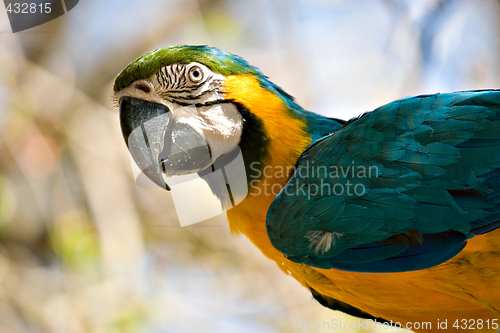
[{"x1": 419, "y1": 0, "x2": 457, "y2": 66}]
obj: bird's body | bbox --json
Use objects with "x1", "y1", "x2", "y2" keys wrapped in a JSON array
[
  {"x1": 114, "y1": 46, "x2": 500, "y2": 332},
  {"x1": 225, "y1": 73, "x2": 500, "y2": 331}
]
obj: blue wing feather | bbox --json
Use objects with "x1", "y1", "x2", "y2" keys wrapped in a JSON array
[{"x1": 267, "y1": 90, "x2": 500, "y2": 273}]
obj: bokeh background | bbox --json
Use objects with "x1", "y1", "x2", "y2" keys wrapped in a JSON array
[{"x1": 0, "y1": 0, "x2": 499, "y2": 332}]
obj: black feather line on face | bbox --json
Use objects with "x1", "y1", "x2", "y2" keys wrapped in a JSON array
[
  {"x1": 163, "y1": 88, "x2": 222, "y2": 104},
  {"x1": 154, "y1": 64, "x2": 215, "y2": 105},
  {"x1": 234, "y1": 103, "x2": 270, "y2": 184}
]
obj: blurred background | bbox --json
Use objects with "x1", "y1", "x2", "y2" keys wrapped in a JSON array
[{"x1": 0, "y1": 0, "x2": 499, "y2": 332}]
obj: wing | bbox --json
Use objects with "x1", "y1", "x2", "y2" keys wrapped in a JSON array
[{"x1": 266, "y1": 90, "x2": 500, "y2": 273}]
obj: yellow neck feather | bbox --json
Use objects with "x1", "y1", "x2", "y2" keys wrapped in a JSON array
[{"x1": 223, "y1": 74, "x2": 311, "y2": 255}]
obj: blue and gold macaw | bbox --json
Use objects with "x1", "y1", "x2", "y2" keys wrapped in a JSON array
[{"x1": 113, "y1": 45, "x2": 500, "y2": 332}]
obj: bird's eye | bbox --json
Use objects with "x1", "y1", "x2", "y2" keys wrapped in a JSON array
[{"x1": 188, "y1": 66, "x2": 203, "y2": 82}]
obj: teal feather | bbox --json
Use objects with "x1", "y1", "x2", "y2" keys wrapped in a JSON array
[{"x1": 267, "y1": 90, "x2": 500, "y2": 273}]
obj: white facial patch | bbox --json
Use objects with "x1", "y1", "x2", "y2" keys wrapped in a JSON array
[{"x1": 173, "y1": 103, "x2": 243, "y2": 160}]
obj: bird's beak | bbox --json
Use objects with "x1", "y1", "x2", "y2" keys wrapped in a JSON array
[{"x1": 119, "y1": 97, "x2": 212, "y2": 191}]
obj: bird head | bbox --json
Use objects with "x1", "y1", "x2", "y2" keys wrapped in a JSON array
[{"x1": 113, "y1": 45, "x2": 337, "y2": 193}]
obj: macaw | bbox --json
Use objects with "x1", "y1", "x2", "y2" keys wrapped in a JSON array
[{"x1": 113, "y1": 45, "x2": 500, "y2": 332}]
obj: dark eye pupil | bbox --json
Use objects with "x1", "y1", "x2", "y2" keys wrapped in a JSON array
[{"x1": 193, "y1": 70, "x2": 199, "y2": 77}]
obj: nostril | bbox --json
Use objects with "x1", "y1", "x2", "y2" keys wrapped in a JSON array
[{"x1": 135, "y1": 83, "x2": 151, "y2": 93}]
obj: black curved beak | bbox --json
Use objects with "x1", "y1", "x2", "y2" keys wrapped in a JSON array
[
  {"x1": 120, "y1": 97, "x2": 171, "y2": 190},
  {"x1": 120, "y1": 97, "x2": 212, "y2": 191}
]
